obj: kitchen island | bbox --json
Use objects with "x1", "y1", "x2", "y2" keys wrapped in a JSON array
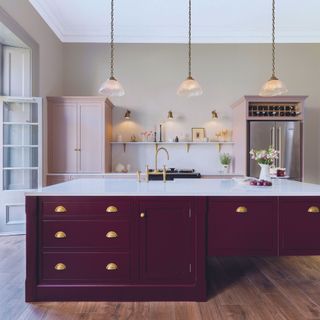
[{"x1": 26, "y1": 178, "x2": 320, "y2": 302}]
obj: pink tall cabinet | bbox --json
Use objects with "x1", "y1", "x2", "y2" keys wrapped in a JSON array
[
  {"x1": 47, "y1": 97, "x2": 113, "y2": 186},
  {"x1": 231, "y1": 95, "x2": 307, "y2": 179}
]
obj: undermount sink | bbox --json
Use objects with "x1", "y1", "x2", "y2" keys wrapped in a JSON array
[{"x1": 148, "y1": 169, "x2": 201, "y2": 181}]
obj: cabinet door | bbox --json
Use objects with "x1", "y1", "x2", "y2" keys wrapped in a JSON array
[
  {"x1": 138, "y1": 198, "x2": 195, "y2": 283},
  {"x1": 79, "y1": 103, "x2": 104, "y2": 173},
  {"x1": 279, "y1": 197, "x2": 320, "y2": 255},
  {"x1": 208, "y1": 197, "x2": 278, "y2": 256},
  {"x1": 48, "y1": 103, "x2": 78, "y2": 173}
]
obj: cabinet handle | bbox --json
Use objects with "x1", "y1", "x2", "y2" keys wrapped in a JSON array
[
  {"x1": 55, "y1": 263, "x2": 66, "y2": 271},
  {"x1": 106, "y1": 263, "x2": 118, "y2": 271},
  {"x1": 308, "y1": 206, "x2": 320, "y2": 214},
  {"x1": 140, "y1": 212, "x2": 145, "y2": 218},
  {"x1": 106, "y1": 206, "x2": 118, "y2": 213},
  {"x1": 54, "y1": 231, "x2": 66, "y2": 239},
  {"x1": 106, "y1": 231, "x2": 118, "y2": 238},
  {"x1": 236, "y1": 206, "x2": 248, "y2": 214},
  {"x1": 54, "y1": 205, "x2": 67, "y2": 213}
]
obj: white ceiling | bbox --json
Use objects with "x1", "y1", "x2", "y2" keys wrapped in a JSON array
[{"x1": 29, "y1": 0, "x2": 320, "y2": 43}]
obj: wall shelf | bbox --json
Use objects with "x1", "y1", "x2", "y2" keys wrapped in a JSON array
[{"x1": 111, "y1": 141, "x2": 234, "y2": 153}]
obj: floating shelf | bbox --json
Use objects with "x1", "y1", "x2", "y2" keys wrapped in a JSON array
[{"x1": 111, "y1": 141, "x2": 234, "y2": 152}]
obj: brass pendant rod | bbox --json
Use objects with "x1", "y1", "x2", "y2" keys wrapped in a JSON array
[
  {"x1": 188, "y1": 0, "x2": 192, "y2": 78},
  {"x1": 271, "y1": 0, "x2": 276, "y2": 78},
  {"x1": 110, "y1": 0, "x2": 115, "y2": 79}
]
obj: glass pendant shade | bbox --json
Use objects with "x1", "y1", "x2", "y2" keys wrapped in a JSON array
[
  {"x1": 177, "y1": 76, "x2": 203, "y2": 97},
  {"x1": 259, "y1": 75, "x2": 288, "y2": 97},
  {"x1": 99, "y1": 76, "x2": 125, "y2": 97}
]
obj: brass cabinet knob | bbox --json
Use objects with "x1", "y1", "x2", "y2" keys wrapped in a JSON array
[
  {"x1": 55, "y1": 263, "x2": 66, "y2": 271},
  {"x1": 54, "y1": 231, "x2": 66, "y2": 239},
  {"x1": 308, "y1": 206, "x2": 320, "y2": 213},
  {"x1": 54, "y1": 205, "x2": 67, "y2": 213},
  {"x1": 236, "y1": 206, "x2": 248, "y2": 214},
  {"x1": 106, "y1": 231, "x2": 118, "y2": 238},
  {"x1": 140, "y1": 212, "x2": 145, "y2": 218},
  {"x1": 106, "y1": 263, "x2": 118, "y2": 271},
  {"x1": 106, "y1": 206, "x2": 118, "y2": 213}
]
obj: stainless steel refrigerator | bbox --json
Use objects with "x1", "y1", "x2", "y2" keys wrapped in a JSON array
[{"x1": 248, "y1": 121, "x2": 302, "y2": 181}]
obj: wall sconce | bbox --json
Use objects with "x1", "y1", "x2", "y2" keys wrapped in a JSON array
[
  {"x1": 124, "y1": 110, "x2": 131, "y2": 120},
  {"x1": 167, "y1": 110, "x2": 173, "y2": 120},
  {"x1": 211, "y1": 110, "x2": 218, "y2": 120}
]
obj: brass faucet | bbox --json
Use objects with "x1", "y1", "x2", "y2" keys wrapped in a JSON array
[{"x1": 155, "y1": 147, "x2": 169, "y2": 172}]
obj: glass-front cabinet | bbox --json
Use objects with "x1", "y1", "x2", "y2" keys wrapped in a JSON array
[{"x1": 0, "y1": 97, "x2": 42, "y2": 234}]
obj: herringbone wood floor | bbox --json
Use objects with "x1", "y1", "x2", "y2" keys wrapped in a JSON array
[{"x1": 1, "y1": 235, "x2": 320, "y2": 320}]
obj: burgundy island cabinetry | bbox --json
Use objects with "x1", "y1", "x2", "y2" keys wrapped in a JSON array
[{"x1": 26, "y1": 179, "x2": 320, "y2": 301}]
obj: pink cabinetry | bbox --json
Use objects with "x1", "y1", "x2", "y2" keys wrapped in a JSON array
[{"x1": 47, "y1": 97, "x2": 113, "y2": 175}]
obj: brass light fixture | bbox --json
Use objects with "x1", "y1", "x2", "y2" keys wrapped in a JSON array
[
  {"x1": 167, "y1": 111, "x2": 173, "y2": 120},
  {"x1": 124, "y1": 110, "x2": 131, "y2": 119},
  {"x1": 177, "y1": 0, "x2": 203, "y2": 97},
  {"x1": 211, "y1": 110, "x2": 218, "y2": 119},
  {"x1": 99, "y1": 0, "x2": 125, "y2": 96},
  {"x1": 259, "y1": 0, "x2": 287, "y2": 96}
]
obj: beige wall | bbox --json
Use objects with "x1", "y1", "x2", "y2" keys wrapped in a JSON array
[{"x1": 63, "y1": 43, "x2": 320, "y2": 182}]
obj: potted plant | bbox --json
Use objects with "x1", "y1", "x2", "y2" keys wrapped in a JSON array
[
  {"x1": 220, "y1": 153, "x2": 232, "y2": 174},
  {"x1": 249, "y1": 146, "x2": 279, "y2": 181}
]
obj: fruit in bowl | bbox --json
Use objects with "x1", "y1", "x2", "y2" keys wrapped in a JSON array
[{"x1": 250, "y1": 179, "x2": 272, "y2": 187}]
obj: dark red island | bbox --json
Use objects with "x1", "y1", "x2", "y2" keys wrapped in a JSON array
[{"x1": 25, "y1": 178, "x2": 320, "y2": 301}]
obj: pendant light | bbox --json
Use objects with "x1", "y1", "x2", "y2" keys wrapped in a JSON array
[
  {"x1": 259, "y1": 0, "x2": 287, "y2": 96},
  {"x1": 177, "y1": 0, "x2": 203, "y2": 97},
  {"x1": 99, "y1": 0, "x2": 125, "y2": 96}
]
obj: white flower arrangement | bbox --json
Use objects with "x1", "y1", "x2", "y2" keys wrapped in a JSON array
[{"x1": 249, "y1": 146, "x2": 279, "y2": 165}]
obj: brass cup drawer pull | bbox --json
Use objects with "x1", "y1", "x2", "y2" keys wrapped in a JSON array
[
  {"x1": 106, "y1": 262, "x2": 118, "y2": 271},
  {"x1": 106, "y1": 206, "x2": 118, "y2": 213},
  {"x1": 106, "y1": 231, "x2": 118, "y2": 238},
  {"x1": 236, "y1": 206, "x2": 248, "y2": 214},
  {"x1": 55, "y1": 263, "x2": 66, "y2": 271},
  {"x1": 55, "y1": 231, "x2": 67, "y2": 239},
  {"x1": 308, "y1": 206, "x2": 320, "y2": 213},
  {"x1": 54, "y1": 205, "x2": 67, "y2": 213}
]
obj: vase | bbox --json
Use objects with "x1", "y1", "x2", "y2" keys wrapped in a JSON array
[
  {"x1": 223, "y1": 164, "x2": 229, "y2": 174},
  {"x1": 259, "y1": 163, "x2": 271, "y2": 181}
]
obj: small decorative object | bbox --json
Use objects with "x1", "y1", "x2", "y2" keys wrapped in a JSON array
[
  {"x1": 220, "y1": 153, "x2": 232, "y2": 174},
  {"x1": 117, "y1": 134, "x2": 123, "y2": 142},
  {"x1": 174, "y1": 136, "x2": 179, "y2": 142},
  {"x1": 192, "y1": 128, "x2": 205, "y2": 142},
  {"x1": 130, "y1": 135, "x2": 137, "y2": 142},
  {"x1": 276, "y1": 168, "x2": 286, "y2": 177},
  {"x1": 115, "y1": 163, "x2": 126, "y2": 173},
  {"x1": 215, "y1": 129, "x2": 230, "y2": 142},
  {"x1": 249, "y1": 146, "x2": 279, "y2": 181},
  {"x1": 140, "y1": 131, "x2": 153, "y2": 142}
]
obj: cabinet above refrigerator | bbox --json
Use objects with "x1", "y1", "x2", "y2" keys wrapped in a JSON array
[{"x1": 231, "y1": 95, "x2": 307, "y2": 181}]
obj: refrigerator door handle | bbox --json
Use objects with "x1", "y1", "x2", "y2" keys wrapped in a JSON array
[
  {"x1": 271, "y1": 126, "x2": 276, "y2": 149},
  {"x1": 278, "y1": 126, "x2": 282, "y2": 168}
]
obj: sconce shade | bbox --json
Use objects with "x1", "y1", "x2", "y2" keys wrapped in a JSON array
[
  {"x1": 259, "y1": 76, "x2": 288, "y2": 97},
  {"x1": 177, "y1": 76, "x2": 203, "y2": 97},
  {"x1": 99, "y1": 77, "x2": 125, "y2": 97},
  {"x1": 124, "y1": 110, "x2": 131, "y2": 119},
  {"x1": 212, "y1": 110, "x2": 218, "y2": 119}
]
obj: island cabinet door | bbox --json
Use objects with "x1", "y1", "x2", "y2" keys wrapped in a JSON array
[
  {"x1": 279, "y1": 197, "x2": 320, "y2": 255},
  {"x1": 208, "y1": 197, "x2": 278, "y2": 256},
  {"x1": 137, "y1": 197, "x2": 201, "y2": 284}
]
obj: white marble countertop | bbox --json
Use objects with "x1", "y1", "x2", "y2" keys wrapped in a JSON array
[{"x1": 26, "y1": 178, "x2": 320, "y2": 197}]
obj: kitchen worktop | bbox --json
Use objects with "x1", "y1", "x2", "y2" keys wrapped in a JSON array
[{"x1": 27, "y1": 178, "x2": 320, "y2": 197}]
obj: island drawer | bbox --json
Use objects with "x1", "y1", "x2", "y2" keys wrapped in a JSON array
[
  {"x1": 40, "y1": 197, "x2": 132, "y2": 218},
  {"x1": 207, "y1": 197, "x2": 278, "y2": 256},
  {"x1": 41, "y1": 252, "x2": 130, "y2": 281},
  {"x1": 41, "y1": 220, "x2": 130, "y2": 249},
  {"x1": 279, "y1": 197, "x2": 320, "y2": 255}
]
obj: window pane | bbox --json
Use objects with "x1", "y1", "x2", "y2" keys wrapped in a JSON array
[
  {"x1": 3, "y1": 147, "x2": 38, "y2": 168},
  {"x1": 3, "y1": 101, "x2": 38, "y2": 123},
  {"x1": 3, "y1": 169, "x2": 38, "y2": 190}
]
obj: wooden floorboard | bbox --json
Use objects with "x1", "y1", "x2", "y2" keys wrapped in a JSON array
[{"x1": 2, "y1": 235, "x2": 320, "y2": 320}]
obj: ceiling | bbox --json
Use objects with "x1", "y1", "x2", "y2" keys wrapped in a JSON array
[{"x1": 29, "y1": 0, "x2": 320, "y2": 43}]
